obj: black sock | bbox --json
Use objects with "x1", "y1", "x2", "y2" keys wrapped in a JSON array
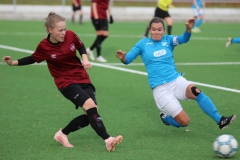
[
  {"x1": 90, "y1": 36, "x2": 102, "y2": 51},
  {"x1": 167, "y1": 25, "x2": 172, "y2": 35},
  {"x1": 62, "y1": 114, "x2": 89, "y2": 135},
  {"x1": 96, "y1": 43, "x2": 101, "y2": 57},
  {"x1": 86, "y1": 107, "x2": 110, "y2": 140},
  {"x1": 144, "y1": 27, "x2": 149, "y2": 37},
  {"x1": 72, "y1": 16, "x2": 74, "y2": 24},
  {"x1": 100, "y1": 35, "x2": 108, "y2": 42},
  {"x1": 96, "y1": 36, "x2": 108, "y2": 57},
  {"x1": 80, "y1": 15, "x2": 83, "y2": 23}
]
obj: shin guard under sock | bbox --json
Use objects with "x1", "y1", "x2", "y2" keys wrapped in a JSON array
[
  {"x1": 86, "y1": 107, "x2": 110, "y2": 140},
  {"x1": 196, "y1": 92, "x2": 221, "y2": 123}
]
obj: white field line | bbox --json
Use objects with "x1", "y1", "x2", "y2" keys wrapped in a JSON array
[
  {"x1": 103, "y1": 62, "x2": 240, "y2": 66},
  {"x1": 0, "y1": 32, "x2": 227, "y2": 41},
  {"x1": 1, "y1": 44, "x2": 240, "y2": 94}
]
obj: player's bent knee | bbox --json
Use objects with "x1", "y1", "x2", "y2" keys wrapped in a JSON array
[
  {"x1": 191, "y1": 86, "x2": 201, "y2": 97},
  {"x1": 82, "y1": 98, "x2": 97, "y2": 111}
]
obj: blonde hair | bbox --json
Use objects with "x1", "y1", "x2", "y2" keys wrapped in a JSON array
[{"x1": 44, "y1": 12, "x2": 65, "y2": 33}]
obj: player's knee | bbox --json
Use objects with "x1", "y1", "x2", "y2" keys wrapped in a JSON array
[
  {"x1": 82, "y1": 98, "x2": 97, "y2": 111},
  {"x1": 176, "y1": 116, "x2": 190, "y2": 126},
  {"x1": 191, "y1": 86, "x2": 201, "y2": 97},
  {"x1": 180, "y1": 118, "x2": 190, "y2": 127}
]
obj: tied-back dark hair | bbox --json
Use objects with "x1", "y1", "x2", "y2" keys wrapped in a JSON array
[
  {"x1": 44, "y1": 12, "x2": 65, "y2": 33},
  {"x1": 148, "y1": 17, "x2": 165, "y2": 30}
]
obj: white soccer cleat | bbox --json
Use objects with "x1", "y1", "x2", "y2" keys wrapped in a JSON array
[
  {"x1": 86, "y1": 48, "x2": 95, "y2": 61},
  {"x1": 192, "y1": 27, "x2": 201, "y2": 33},
  {"x1": 225, "y1": 37, "x2": 232, "y2": 48},
  {"x1": 54, "y1": 128, "x2": 74, "y2": 148},
  {"x1": 105, "y1": 135, "x2": 123, "y2": 152},
  {"x1": 96, "y1": 55, "x2": 107, "y2": 62}
]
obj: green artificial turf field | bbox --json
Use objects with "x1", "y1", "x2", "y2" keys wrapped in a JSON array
[{"x1": 0, "y1": 19, "x2": 240, "y2": 160}]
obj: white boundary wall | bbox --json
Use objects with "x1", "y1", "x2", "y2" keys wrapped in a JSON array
[{"x1": 0, "y1": 5, "x2": 239, "y2": 22}]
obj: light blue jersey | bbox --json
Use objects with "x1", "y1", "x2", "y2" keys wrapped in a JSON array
[
  {"x1": 124, "y1": 31, "x2": 191, "y2": 89},
  {"x1": 191, "y1": 0, "x2": 202, "y2": 9}
]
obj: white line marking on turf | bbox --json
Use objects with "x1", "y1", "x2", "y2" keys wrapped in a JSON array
[
  {"x1": 1, "y1": 44, "x2": 240, "y2": 93},
  {"x1": 104, "y1": 62, "x2": 240, "y2": 66},
  {"x1": 0, "y1": 32, "x2": 228, "y2": 41}
]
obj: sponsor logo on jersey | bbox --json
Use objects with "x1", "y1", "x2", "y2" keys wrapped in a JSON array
[
  {"x1": 146, "y1": 42, "x2": 153, "y2": 45},
  {"x1": 153, "y1": 49, "x2": 166, "y2": 57},
  {"x1": 70, "y1": 43, "x2": 75, "y2": 51},
  {"x1": 51, "y1": 54, "x2": 56, "y2": 59}
]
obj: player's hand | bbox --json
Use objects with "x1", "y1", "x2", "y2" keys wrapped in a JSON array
[
  {"x1": 2, "y1": 56, "x2": 13, "y2": 65},
  {"x1": 116, "y1": 50, "x2": 126, "y2": 61},
  {"x1": 82, "y1": 59, "x2": 92, "y2": 70},
  {"x1": 185, "y1": 19, "x2": 195, "y2": 29},
  {"x1": 109, "y1": 15, "x2": 114, "y2": 24},
  {"x1": 94, "y1": 19, "x2": 101, "y2": 28}
]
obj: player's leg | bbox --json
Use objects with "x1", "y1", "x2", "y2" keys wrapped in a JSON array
[
  {"x1": 94, "y1": 19, "x2": 108, "y2": 62},
  {"x1": 160, "y1": 99, "x2": 189, "y2": 127},
  {"x1": 59, "y1": 84, "x2": 122, "y2": 151},
  {"x1": 79, "y1": 5, "x2": 83, "y2": 24},
  {"x1": 232, "y1": 37, "x2": 240, "y2": 44},
  {"x1": 192, "y1": 9, "x2": 201, "y2": 33},
  {"x1": 72, "y1": 4, "x2": 76, "y2": 24},
  {"x1": 153, "y1": 80, "x2": 188, "y2": 128},
  {"x1": 184, "y1": 82, "x2": 236, "y2": 130},
  {"x1": 81, "y1": 84, "x2": 122, "y2": 151},
  {"x1": 86, "y1": 18, "x2": 102, "y2": 60},
  {"x1": 194, "y1": 10, "x2": 204, "y2": 30},
  {"x1": 143, "y1": 7, "x2": 159, "y2": 37},
  {"x1": 164, "y1": 16, "x2": 173, "y2": 35}
]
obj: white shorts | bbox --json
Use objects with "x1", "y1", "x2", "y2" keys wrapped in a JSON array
[
  {"x1": 192, "y1": 8, "x2": 203, "y2": 16},
  {"x1": 153, "y1": 76, "x2": 193, "y2": 118}
]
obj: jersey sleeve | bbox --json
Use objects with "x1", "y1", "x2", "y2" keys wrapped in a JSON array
[
  {"x1": 124, "y1": 40, "x2": 143, "y2": 64},
  {"x1": 71, "y1": 31, "x2": 84, "y2": 50},
  {"x1": 31, "y1": 43, "x2": 48, "y2": 63},
  {"x1": 176, "y1": 31, "x2": 191, "y2": 45}
]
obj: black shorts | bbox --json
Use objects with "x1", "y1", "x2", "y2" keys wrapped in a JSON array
[
  {"x1": 60, "y1": 83, "x2": 97, "y2": 109},
  {"x1": 72, "y1": 4, "x2": 81, "y2": 11},
  {"x1": 154, "y1": 7, "x2": 170, "y2": 19},
  {"x1": 91, "y1": 18, "x2": 108, "y2": 31}
]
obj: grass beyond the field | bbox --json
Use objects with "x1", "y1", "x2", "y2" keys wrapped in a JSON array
[{"x1": 0, "y1": 20, "x2": 240, "y2": 160}]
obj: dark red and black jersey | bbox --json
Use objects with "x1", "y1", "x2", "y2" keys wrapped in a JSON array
[
  {"x1": 91, "y1": 0, "x2": 109, "y2": 19},
  {"x1": 31, "y1": 30, "x2": 91, "y2": 90}
]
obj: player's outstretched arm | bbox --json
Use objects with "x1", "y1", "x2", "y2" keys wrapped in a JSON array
[
  {"x1": 116, "y1": 50, "x2": 126, "y2": 63},
  {"x1": 2, "y1": 56, "x2": 18, "y2": 66},
  {"x1": 185, "y1": 19, "x2": 195, "y2": 32}
]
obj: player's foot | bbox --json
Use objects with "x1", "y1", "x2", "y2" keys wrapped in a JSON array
[
  {"x1": 96, "y1": 55, "x2": 107, "y2": 62},
  {"x1": 225, "y1": 37, "x2": 232, "y2": 48},
  {"x1": 192, "y1": 27, "x2": 201, "y2": 33},
  {"x1": 54, "y1": 128, "x2": 74, "y2": 148},
  {"x1": 160, "y1": 113, "x2": 169, "y2": 125},
  {"x1": 86, "y1": 48, "x2": 95, "y2": 61},
  {"x1": 218, "y1": 115, "x2": 236, "y2": 130},
  {"x1": 105, "y1": 135, "x2": 123, "y2": 152}
]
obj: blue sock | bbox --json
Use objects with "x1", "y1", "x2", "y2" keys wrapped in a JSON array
[
  {"x1": 232, "y1": 37, "x2": 240, "y2": 44},
  {"x1": 195, "y1": 92, "x2": 221, "y2": 124},
  {"x1": 163, "y1": 116, "x2": 183, "y2": 128},
  {"x1": 194, "y1": 19, "x2": 203, "y2": 28}
]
